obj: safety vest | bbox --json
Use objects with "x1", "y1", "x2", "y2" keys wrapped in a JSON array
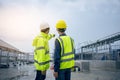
[
  {"x1": 32, "y1": 32, "x2": 54, "y2": 71},
  {"x1": 57, "y1": 36, "x2": 75, "y2": 69}
]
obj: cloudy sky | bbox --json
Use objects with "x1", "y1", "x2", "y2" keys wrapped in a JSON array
[{"x1": 0, "y1": 0, "x2": 120, "y2": 52}]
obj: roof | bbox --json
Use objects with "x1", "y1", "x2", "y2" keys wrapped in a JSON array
[
  {"x1": 82, "y1": 32, "x2": 120, "y2": 48},
  {"x1": 0, "y1": 39, "x2": 19, "y2": 51}
]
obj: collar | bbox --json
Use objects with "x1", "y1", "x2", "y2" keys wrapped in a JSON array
[
  {"x1": 59, "y1": 33, "x2": 66, "y2": 36},
  {"x1": 40, "y1": 32, "x2": 48, "y2": 38}
]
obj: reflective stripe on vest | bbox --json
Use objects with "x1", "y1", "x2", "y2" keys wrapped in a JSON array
[
  {"x1": 34, "y1": 60, "x2": 50, "y2": 65},
  {"x1": 35, "y1": 46, "x2": 45, "y2": 51},
  {"x1": 60, "y1": 57, "x2": 74, "y2": 63},
  {"x1": 35, "y1": 47, "x2": 49, "y2": 54},
  {"x1": 37, "y1": 36, "x2": 49, "y2": 54}
]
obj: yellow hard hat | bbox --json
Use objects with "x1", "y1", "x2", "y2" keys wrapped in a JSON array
[{"x1": 56, "y1": 20, "x2": 67, "y2": 28}]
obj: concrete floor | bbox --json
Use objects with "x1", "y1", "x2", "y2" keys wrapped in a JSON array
[{"x1": 0, "y1": 64, "x2": 120, "y2": 80}]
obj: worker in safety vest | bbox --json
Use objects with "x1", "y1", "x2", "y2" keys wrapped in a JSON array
[
  {"x1": 53, "y1": 20, "x2": 75, "y2": 80},
  {"x1": 32, "y1": 22, "x2": 55, "y2": 80}
]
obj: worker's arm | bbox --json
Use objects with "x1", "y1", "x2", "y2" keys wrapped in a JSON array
[
  {"x1": 47, "y1": 34, "x2": 55, "y2": 40},
  {"x1": 54, "y1": 39, "x2": 61, "y2": 72}
]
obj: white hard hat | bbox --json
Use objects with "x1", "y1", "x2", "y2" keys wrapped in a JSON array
[{"x1": 40, "y1": 22, "x2": 50, "y2": 30}]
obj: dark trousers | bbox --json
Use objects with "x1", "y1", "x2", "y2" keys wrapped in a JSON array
[
  {"x1": 56, "y1": 68, "x2": 71, "y2": 80},
  {"x1": 35, "y1": 70, "x2": 46, "y2": 80}
]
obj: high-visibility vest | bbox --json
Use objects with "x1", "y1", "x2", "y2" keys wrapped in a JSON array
[
  {"x1": 57, "y1": 36, "x2": 75, "y2": 69},
  {"x1": 32, "y1": 32, "x2": 54, "y2": 71}
]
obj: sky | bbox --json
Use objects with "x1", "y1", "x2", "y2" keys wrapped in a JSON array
[{"x1": 0, "y1": 0, "x2": 120, "y2": 53}]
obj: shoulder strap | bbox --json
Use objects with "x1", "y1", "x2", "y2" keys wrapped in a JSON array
[{"x1": 57, "y1": 37, "x2": 64, "y2": 56}]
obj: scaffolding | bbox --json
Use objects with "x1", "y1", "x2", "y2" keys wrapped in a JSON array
[{"x1": 77, "y1": 32, "x2": 120, "y2": 60}]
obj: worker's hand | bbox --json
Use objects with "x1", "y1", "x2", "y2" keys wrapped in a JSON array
[
  {"x1": 41, "y1": 70, "x2": 46, "y2": 75},
  {"x1": 50, "y1": 64, "x2": 54, "y2": 70},
  {"x1": 53, "y1": 72, "x2": 58, "y2": 78}
]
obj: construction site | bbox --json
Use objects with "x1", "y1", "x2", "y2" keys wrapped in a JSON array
[
  {"x1": 0, "y1": 32, "x2": 120, "y2": 80},
  {"x1": 0, "y1": 0, "x2": 120, "y2": 80}
]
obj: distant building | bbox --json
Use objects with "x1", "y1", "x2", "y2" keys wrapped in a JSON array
[{"x1": 0, "y1": 39, "x2": 33, "y2": 68}]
